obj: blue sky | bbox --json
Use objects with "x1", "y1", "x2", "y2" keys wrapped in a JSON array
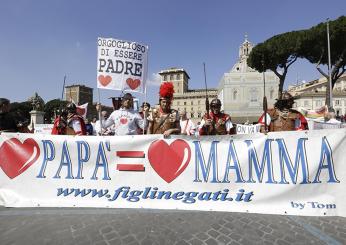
[{"x1": 0, "y1": 0, "x2": 345, "y2": 106}]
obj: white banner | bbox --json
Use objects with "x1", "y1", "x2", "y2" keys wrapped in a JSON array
[
  {"x1": 0, "y1": 129, "x2": 345, "y2": 217},
  {"x1": 236, "y1": 124, "x2": 261, "y2": 134},
  {"x1": 97, "y1": 37, "x2": 148, "y2": 93},
  {"x1": 34, "y1": 124, "x2": 53, "y2": 134}
]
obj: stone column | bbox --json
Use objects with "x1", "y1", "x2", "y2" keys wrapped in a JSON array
[{"x1": 30, "y1": 110, "x2": 45, "y2": 130}]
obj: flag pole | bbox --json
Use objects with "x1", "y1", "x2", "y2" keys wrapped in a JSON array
[
  {"x1": 262, "y1": 58, "x2": 268, "y2": 134},
  {"x1": 97, "y1": 88, "x2": 103, "y2": 136},
  {"x1": 143, "y1": 46, "x2": 149, "y2": 135},
  {"x1": 326, "y1": 18, "x2": 333, "y2": 110},
  {"x1": 61, "y1": 75, "x2": 66, "y2": 101}
]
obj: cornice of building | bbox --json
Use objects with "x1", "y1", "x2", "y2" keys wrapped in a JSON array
[
  {"x1": 187, "y1": 88, "x2": 218, "y2": 93},
  {"x1": 174, "y1": 92, "x2": 218, "y2": 100},
  {"x1": 65, "y1": 84, "x2": 93, "y2": 89}
]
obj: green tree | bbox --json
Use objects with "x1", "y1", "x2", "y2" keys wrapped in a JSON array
[
  {"x1": 44, "y1": 99, "x2": 68, "y2": 123},
  {"x1": 9, "y1": 101, "x2": 32, "y2": 125},
  {"x1": 247, "y1": 31, "x2": 302, "y2": 98},
  {"x1": 298, "y1": 16, "x2": 346, "y2": 107}
]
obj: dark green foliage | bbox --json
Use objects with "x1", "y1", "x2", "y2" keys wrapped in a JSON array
[
  {"x1": 247, "y1": 31, "x2": 303, "y2": 98},
  {"x1": 298, "y1": 16, "x2": 346, "y2": 106},
  {"x1": 9, "y1": 101, "x2": 32, "y2": 125},
  {"x1": 247, "y1": 16, "x2": 345, "y2": 104},
  {"x1": 44, "y1": 99, "x2": 68, "y2": 123}
]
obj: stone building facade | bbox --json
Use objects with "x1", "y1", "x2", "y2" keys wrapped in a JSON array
[
  {"x1": 288, "y1": 74, "x2": 346, "y2": 116},
  {"x1": 159, "y1": 68, "x2": 218, "y2": 123},
  {"x1": 217, "y1": 36, "x2": 279, "y2": 123},
  {"x1": 64, "y1": 85, "x2": 93, "y2": 105}
]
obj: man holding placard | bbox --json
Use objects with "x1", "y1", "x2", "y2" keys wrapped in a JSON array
[{"x1": 96, "y1": 93, "x2": 146, "y2": 136}]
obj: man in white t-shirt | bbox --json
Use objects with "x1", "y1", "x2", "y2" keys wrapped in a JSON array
[
  {"x1": 179, "y1": 110, "x2": 196, "y2": 136},
  {"x1": 96, "y1": 93, "x2": 146, "y2": 135}
]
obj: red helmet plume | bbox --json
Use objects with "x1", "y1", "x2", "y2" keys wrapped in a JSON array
[{"x1": 159, "y1": 82, "x2": 175, "y2": 100}]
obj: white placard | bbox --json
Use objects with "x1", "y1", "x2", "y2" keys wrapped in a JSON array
[
  {"x1": 33, "y1": 124, "x2": 53, "y2": 134},
  {"x1": 97, "y1": 37, "x2": 148, "y2": 93}
]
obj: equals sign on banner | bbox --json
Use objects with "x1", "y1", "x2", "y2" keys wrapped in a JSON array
[{"x1": 116, "y1": 151, "x2": 145, "y2": 171}]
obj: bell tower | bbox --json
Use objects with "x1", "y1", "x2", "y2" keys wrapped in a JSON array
[
  {"x1": 158, "y1": 68, "x2": 190, "y2": 95},
  {"x1": 232, "y1": 34, "x2": 255, "y2": 73}
]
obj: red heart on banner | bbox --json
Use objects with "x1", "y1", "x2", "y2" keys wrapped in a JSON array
[
  {"x1": 148, "y1": 139, "x2": 191, "y2": 183},
  {"x1": 126, "y1": 78, "x2": 141, "y2": 90},
  {"x1": 98, "y1": 75, "x2": 112, "y2": 87},
  {"x1": 0, "y1": 138, "x2": 40, "y2": 179},
  {"x1": 120, "y1": 117, "x2": 128, "y2": 124}
]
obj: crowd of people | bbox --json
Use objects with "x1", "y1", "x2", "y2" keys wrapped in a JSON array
[{"x1": 2, "y1": 81, "x2": 345, "y2": 136}]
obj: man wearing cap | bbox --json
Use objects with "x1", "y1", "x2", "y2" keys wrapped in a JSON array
[
  {"x1": 258, "y1": 92, "x2": 308, "y2": 132},
  {"x1": 96, "y1": 93, "x2": 146, "y2": 135},
  {"x1": 199, "y1": 99, "x2": 234, "y2": 135},
  {"x1": 52, "y1": 102, "x2": 87, "y2": 135},
  {"x1": 147, "y1": 82, "x2": 180, "y2": 137}
]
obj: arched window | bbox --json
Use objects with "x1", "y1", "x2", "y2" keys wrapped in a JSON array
[
  {"x1": 270, "y1": 89, "x2": 274, "y2": 99},
  {"x1": 250, "y1": 88, "x2": 258, "y2": 102},
  {"x1": 233, "y1": 90, "x2": 237, "y2": 100}
]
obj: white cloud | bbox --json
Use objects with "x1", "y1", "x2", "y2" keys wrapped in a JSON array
[{"x1": 146, "y1": 73, "x2": 161, "y2": 87}]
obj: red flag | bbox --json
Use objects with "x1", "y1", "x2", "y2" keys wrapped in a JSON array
[{"x1": 76, "y1": 103, "x2": 88, "y2": 118}]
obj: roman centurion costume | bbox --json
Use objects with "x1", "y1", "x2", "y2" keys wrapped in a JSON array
[
  {"x1": 258, "y1": 92, "x2": 308, "y2": 132},
  {"x1": 52, "y1": 103, "x2": 87, "y2": 135},
  {"x1": 199, "y1": 99, "x2": 234, "y2": 135},
  {"x1": 148, "y1": 82, "x2": 180, "y2": 135}
]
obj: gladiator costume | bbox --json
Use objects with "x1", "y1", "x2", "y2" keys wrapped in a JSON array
[
  {"x1": 259, "y1": 92, "x2": 308, "y2": 132},
  {"x1": 259, "y1": 108, "x2": 308, "y2": 131},
  {"x1": 148, "y1": 82, "x2": 180, "y2": 135},
  {"x1": 51, "y1": 103, "x2": 86, "y2": 135},
  {"x1": 199, "y1": 98, "x2": 233, "y2": 135},
  {"x1": 149, "y1": 108, "x2": 179, "y2": 134},
  {"x1": 199, "y1": 111, "x2": 233, "y2": 135}
]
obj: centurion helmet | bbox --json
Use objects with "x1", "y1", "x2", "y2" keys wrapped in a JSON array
[
  {"x1": 210, "y1": 99, "x2": 222, "y2": 107},
  {"x1": 159, "y1": 82, "x2": 175, "y2": 101}
]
